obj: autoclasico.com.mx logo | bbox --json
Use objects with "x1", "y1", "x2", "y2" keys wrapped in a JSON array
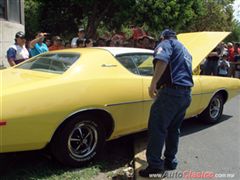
[{"x1": 149, "y1": 170, "x2": 235, "y2": 179}]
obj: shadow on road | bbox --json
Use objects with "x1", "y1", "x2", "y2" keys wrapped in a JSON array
[
  {"x1": 133, "y1": 114, "x2": 233, "y2": 154},
  {"x1": 0, "y1": 135, "x2": 134, "y2": 180},
  {"x1": 181, "y1": 114, "x2": 232, "y2": 136}
]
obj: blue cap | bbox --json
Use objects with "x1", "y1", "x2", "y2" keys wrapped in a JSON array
[{"x1": 160, "y1": 29, "x2": 176, "y2": 38}]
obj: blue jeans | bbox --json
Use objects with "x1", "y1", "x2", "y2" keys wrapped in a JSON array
[{"x1": 146, "y1": 87, "x2": 191, "y2": 169}]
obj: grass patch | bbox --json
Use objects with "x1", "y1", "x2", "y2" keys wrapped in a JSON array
[{"x1": 0, "y1": 135, "x2": 134, "y2": 180}]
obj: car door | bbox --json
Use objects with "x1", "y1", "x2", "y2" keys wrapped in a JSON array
[
  {"x1": 105, "y1": 54, "x2": 145, "y2": 136},
  {"x1": 131, "y1": 53, "x2": 154, "y2": 129}
]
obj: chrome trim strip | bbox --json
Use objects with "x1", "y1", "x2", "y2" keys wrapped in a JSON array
[
  {"x1": 64, "y1": 107, "x2": 113, "y2": 121},
  {"x1": 105, "y1": 99, "x2": 153, "y2": 107},
  {"x1": 106, "y1": 90, "x2": 227, "y2": 107},
  {"x1": 192, "y1": 92, "x2": 214, "y2": 96}
]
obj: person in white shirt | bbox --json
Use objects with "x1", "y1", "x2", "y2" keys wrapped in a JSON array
[
  {"x1": 7, "y1": 31, "x2": 29, "y2": 66},
  {"x1": 218, "y1": 54, "x2": 230, "y2": 77},
  {"x1": 71, "y1": 28, "x2": 86, "y2": 48}
]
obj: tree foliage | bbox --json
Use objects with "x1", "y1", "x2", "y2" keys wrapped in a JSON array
[
  {"x1": 24, "y1": 0, "x2": 239, "y2": 41},
  {"x1": 188, "y1": 0, "x2": 235, "y2": 31}
]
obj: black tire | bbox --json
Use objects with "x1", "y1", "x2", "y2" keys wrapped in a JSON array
[
  {"x1": 199, "y1": 94, "x2": 224, "y2": 124},
  {"x1": 51, "y1": 115, "x2": 106, "y2": 167}
]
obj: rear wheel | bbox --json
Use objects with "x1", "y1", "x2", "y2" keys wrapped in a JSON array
[
  {"x1": 51, "y1": 115, "x2": 106, "y2": 167},
  {"x1": 199, "y1": 94, "x2": 224, "y2": 124}
]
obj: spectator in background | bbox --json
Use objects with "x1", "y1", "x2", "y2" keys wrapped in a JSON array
[
  {"x1": 203, "y1": 48, "x2": 220, "y2": 76},
  {"x1": 140, "y1": 35, "x2": 155, "y2": 49},
  {"x1": 7, "y1": 31, "x2": 29, "y2": 66},
  {"x1": 71, "y1": 27, "x2": 86, "y2": 48},
  {"x1": 227, "y1": 42, "x2": 235, "y2": 62},
  {"x1": 127, "y1": 38, "x2": 135, "y2": 47},
  {"x1": 76, "y1": 38, "x2": 85, "y2": 48},
  {"x1": 45, "y1": 38, "x2": 52, "y2": 48},
  {"x1": 106, "y1": 39, "x2": 111, "y2": 47},
  {"x1": 217, "y1": 54, "x2": 230, "y2": 77},
  {"x1": 227, "y1": 42, "x2": 235, "y2": 77},
  {"x1": 65, "y1": 42, "x2": 71, "y2": 49},
  {"x1": 234, "y1": 42, "x2": 240, "y2": 62},
  {"x1": 136, "y1": 38, "x2": 143, "y2": 48},
  {"x1": 139, "y1": 36, "x2": 150, "y2": 49},
  {"x1": 97, "y1": 38, "x2": 106, "y2": 47},
  {"x1": 219, "y1": 42, "x2": 228, "y2": 56},
  {"x1": 29, "y1": 32, "x2": 49, "y2": 57},
  {"x1": 85, "y1": 38, "x2": 94, "y2": 47},
  {"x1": 49, "y1": 36, "x2": 64, "y2": 51}
]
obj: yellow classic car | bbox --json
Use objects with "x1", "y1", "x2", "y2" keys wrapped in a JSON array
[{"x1": 0, "y1": 32, "x2": 240, "y2": 167}]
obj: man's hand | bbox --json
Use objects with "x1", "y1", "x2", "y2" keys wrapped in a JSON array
[
  {"x1": 149, "y1": 60, "x2": 168, "y2": 99},
  {"x1": 148, "y1": 83, "x2": 158, "y2": 98}
]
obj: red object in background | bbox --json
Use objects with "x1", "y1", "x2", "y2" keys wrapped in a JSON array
[
  {"x1": 228, "y1": 47, "x2": 235, "y2": 62},
  {"x1": 0, "y1": 121, "x2": 7, "y2": 126},
  {"x1": 132, "y1": 27, "x2": 147, "y2": 40}
]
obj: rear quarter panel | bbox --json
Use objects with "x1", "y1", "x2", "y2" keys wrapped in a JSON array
[{"x1": 199, "y1": 76, "x2": 240, "y2": 111}]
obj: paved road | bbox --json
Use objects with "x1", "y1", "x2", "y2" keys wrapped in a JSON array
[{"x1": 134, "y1": 95, "x2": 240, "y2": 180}]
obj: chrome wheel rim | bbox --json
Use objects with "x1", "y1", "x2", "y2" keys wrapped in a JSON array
[
  {"x1": 68, "y1": 122, "x2": 98, "y2": 160},
  {"x1": 209, "y1": 98, "x2": 221, "y2": 119}
]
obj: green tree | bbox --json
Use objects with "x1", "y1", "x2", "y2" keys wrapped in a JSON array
[
  {"x1": 131, "y1": 0, "x2": 205, "y2": 35},
  {"x1": 24, "y1": 0, "x2": 237, "y2": 40},
  {"x1": 25, "y1": 0, "x2": 136, "y2": 39},
  {"x1": 225, "y1": 20, "x2": 240, "y2": 42},
  {"x1": 188, "y1": 0, "x2": 234, "y2": 31},
  {"x1": 25, "y1": 0, "x2": 42, "y2": 38}
]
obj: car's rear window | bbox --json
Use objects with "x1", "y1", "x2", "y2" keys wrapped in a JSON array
[{"x1": 16, "y1": 53, "x2": 80, "y2": 74}]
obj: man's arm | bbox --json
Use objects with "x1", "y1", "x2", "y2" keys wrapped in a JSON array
[
  {"x1": 149, "y1": 60, "x2": 167, "y2": 98},
  {"x1": 8, "y1": 58, "x2": 16, "y2": 66},
  {"x1": 7, "y1": 48, "x2": 16, "y2": 66},
  {"x1": 29, "y1": 33, "x2": 45, "y2": 49}
]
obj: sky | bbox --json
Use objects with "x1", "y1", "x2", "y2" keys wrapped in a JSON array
[{"x1": 233, "y1": 0, "x2": 240, "y2": 21}]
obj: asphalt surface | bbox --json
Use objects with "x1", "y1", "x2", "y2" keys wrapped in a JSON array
[{"x1": 134, "y1": 95, "x2": 240, "y2": 180}]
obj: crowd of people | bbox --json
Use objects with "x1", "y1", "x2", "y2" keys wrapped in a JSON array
[
  {"x1": 202, "y1": 41, "x2": 240, "y2": 78},
  {"x1": 6, "y1": 27, "x2": 240, "y2": 79}
]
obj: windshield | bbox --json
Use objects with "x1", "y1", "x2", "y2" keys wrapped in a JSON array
[{"x1": 16, "y1": 53, "x2": 80, "y2": 74}]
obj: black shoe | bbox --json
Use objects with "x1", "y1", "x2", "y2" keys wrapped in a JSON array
[
  {"x1": 139, "y1": 166, "x2": 165, "y2": 178},
  {"x1": 164, "y1": 160, "x2": 177, "y2": 171}
]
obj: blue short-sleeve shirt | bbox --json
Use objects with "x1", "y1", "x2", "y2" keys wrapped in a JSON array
[
  {"x1": 7, "y1": 48, "x2": 17, "y2": 60},
  {"x1": 30, "y1": 42, "x2": 48, "y2": 57},
  {"x1": 153, "y1": 39, "x2": 194, "y2": 87}
]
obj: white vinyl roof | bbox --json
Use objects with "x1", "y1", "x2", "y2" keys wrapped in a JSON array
[{"x1": 96, "y1": 47, "x2": 154, "y2": 56}]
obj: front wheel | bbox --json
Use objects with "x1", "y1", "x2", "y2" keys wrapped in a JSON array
[
  {"x1": 51, "y1": 115, "x2": 106, "y2": 167},
  {"x1": 199, "y1": 94, "x2": 224, "y2": 124}
]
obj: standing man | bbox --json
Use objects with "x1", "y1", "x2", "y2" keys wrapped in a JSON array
[
  {"x1": 203, "y1": 49, "x2": 220, "y2": 76},
  {"x1": 7, "y1": 31, "x2": 29, "y2": 66},
  {"x1": 139, "y1": 29, "x2": 193, "y2": 178},
  {"x1": 227, "y1": 42, "x2": 235, "y2": 77},
  {"x1": 71, "y1": 27, "x2": 86, "y2": 48},
  {"x1": 29, "y1": 32, "x2": 49, "y2": 57}
]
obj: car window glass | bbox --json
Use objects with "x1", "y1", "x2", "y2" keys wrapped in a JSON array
[
  {"x1": 134, "y1": 54, "x2": 154, "y2": 76},
  {"x1": 16, "y1": 53, "x2": 80, "y2": 74},
  {"x1": 116, "y1": 55, "x2": 139, "y2": 74}
]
